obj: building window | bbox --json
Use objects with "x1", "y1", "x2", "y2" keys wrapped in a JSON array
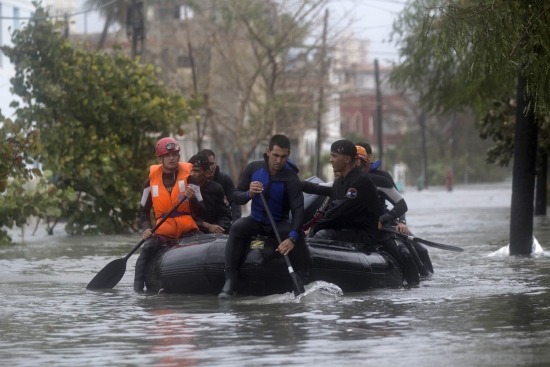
[
  {"x1": 14, "y1": 7, "x2": 20, "y2": 30},
  {"x1": 177, "y1": 5, "x2": 194, "y2": 20}
]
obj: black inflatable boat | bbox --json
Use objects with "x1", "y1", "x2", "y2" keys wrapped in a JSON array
[{"x1": 142, "y1": 177, "x2": 406, "y2": 295}]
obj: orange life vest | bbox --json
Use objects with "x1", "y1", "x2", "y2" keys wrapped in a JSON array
[{"x1": 150, "y1": 162, "x2": 198, "y2": 238}]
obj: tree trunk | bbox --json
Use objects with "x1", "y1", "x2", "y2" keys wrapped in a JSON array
[
  {"x1": 509, "y1": 66, "x2": 537, "y2": 255},
  {"x1": 535, "y1": 147, "x2": 547, "y2": 216},
  {"x1": 97, "y1": 12, "x2": 114, "y2": 51}
]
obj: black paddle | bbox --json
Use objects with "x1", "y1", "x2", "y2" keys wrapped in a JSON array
[
  {"x1": 86, "y1": 194, "x2": 189, "y2": 290},
  {"x1": 381, "y1": 227, "x2": 464, "y2": 252},
  {"x1": 259, "y1": 193, "x2": 306, "y2": 296}
]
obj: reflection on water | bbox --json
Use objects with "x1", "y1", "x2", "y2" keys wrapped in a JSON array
[{"x1": 1, "y1": 183, "x2": 550, "y2": 366}]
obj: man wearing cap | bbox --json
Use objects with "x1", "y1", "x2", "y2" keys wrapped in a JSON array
[
  {"x1": 356, "y1": 144, "x2": 433, "y2": 280},
  {"x1": 188, "y1": 153, "x2": 232, "y2": 234},
  {"x1": 302, "y1": 140, "x2": 380, "y2": 246},
  {"x1": 357, "y1": 142, "x2": 409, "y2": 235},
  {"x1": 354, "y1": 146, "x2": 408, "y2": 229},
  {"x1": 198, "y1": 149, "x2": 242, "y2": 222},
  {"x1": 218, "y1": 134, "x2": 304, "y2": 298},
  {"x1": 134, "y1": 137, "x2": 205, "y2": 291}
]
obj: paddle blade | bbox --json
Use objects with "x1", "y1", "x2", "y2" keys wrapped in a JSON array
[
  {"x1": 413, "y1": 238, "x2": 464, "y2": 252},
  {"x1": 86, "y1": 258, "x2": 128, "y2": 290},
  {"x1": 291, "y1": 272, "x2": 306, "y2": 296}
]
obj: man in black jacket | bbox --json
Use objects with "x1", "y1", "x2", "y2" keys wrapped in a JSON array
[
  {"x1": 218, "y1": 135, "x2": 305, "y2": 298},
  {"x1": 199, "y1": 149, "x2": 242, "y2": 222},
  {"x1": 302, "y1": 140, "x2": 380, "y2": 247},
  {"x1": 189, "y1": 154, "x2": 232, "y2": 234}
]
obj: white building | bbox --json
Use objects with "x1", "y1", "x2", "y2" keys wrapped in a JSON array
[
  {"x1": 0, "y1": 0, "x2": 35, "y2": 118},
  {"x1": 334, "y1": 31, "x2": 371, "y2": 69}
]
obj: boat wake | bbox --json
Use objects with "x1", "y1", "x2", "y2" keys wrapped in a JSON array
[{"x1": 237, "y1": 281, "x2": 343, "y2": 305}]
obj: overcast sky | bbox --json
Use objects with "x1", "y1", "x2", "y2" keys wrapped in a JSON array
[
  {"x1": 75, "y1": 0, "x2": 406, "y2": 66},
  {"x1": 329, "y1": 0, "x2": 406, "y2": 65}
]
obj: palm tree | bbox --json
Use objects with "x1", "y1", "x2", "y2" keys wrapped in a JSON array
[{"x1": 86, "y1": 0, "x2": 129, "y2": 50}]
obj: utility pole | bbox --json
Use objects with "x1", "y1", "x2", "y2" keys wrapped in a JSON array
[
  {"x1": 314, "y1": 8, "x2": 328, "y2": 178},
  {"x1": 374, "y1": 59, "x2": 383, "y2": 169}
]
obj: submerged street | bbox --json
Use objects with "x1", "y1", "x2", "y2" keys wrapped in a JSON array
[{"x1": 1, "y1": 182, "x2": 550, "y2": 366}]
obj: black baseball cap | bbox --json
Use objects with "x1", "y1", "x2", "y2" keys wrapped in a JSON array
[
  {"x1": 331, "y1": 140, "x2": 357, "y2": 158},
  {"x1": 188, "y1": 154, "x2": 211, "y2": 168}
]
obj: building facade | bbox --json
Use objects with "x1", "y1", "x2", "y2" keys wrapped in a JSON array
[{"x1": 0, "y1": 0, "x2": 34, "y2": 117}]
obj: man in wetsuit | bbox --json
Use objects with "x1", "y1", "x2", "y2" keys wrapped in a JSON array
[
  {"x1": 356, "y1": 142, "x2": 409, "y2": 235},
  {"x1": 199, "y1": 149, "x2": 242, "y2": 223},
  {"x1": 354, "y1": 146, "x2": 408, "y2": 229},
  {"x1": 188, "y1": 153, "x2": 232, "y2": 234},
  {"x1": 134, "y1": 137, "x2": 205, "y2": 291},
  {"x1": 218, "y1": 134, "x2": 304, "y2": 298},
  {"x1": 356, "y1": 144, "x2": 433, "y2": 280},
  {"x1": 302, "y1": 140, "x2": 380, "y2": 247}
]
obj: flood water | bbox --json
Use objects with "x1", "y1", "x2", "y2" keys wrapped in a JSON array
[{"x1": 2, "y1": 182, "x2": 550, "y2": 366}]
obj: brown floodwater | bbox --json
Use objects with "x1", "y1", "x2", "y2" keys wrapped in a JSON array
[{"x1": 1, "y1": 182, "x2": 550, "y2": 366}]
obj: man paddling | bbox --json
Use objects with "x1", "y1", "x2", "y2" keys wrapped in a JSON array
[
  {"x1": 356, "y1": 143, "x2": 433, "y2": 279},
  {"x1": 218, "y1": 134, "x2": 304, "y2": 298},
  {"x1": 354, "y1": 146, "x2": 408, "y2": 229},
  {"x1": 356, "y1": 142, "x2": 409, "y2": 235},
  {"x1": 134, "y1": 137, "x2": 205, "y2": 291},
  {"x1": 188, "y1": 153, "x2": 232, "y2": 234}
]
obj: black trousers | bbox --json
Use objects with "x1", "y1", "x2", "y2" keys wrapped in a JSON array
[
  {"x1": 224, "y1": 217, "x2": 305, "y2": 271},
  {"x1": 312, "y1": 228, "x2": 375, "y2": 248},
  {"x1": 379, "y1": 232, "x2": 420, "y2": 285}
]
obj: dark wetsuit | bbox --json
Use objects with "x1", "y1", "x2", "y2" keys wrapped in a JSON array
[
  {"x1": 371, "y1": 163, "x2": 431, "y2": 281},
  {"x1": 225, "y1": 155, "x2": 305, "y2": 274},
  {"x1": 370, "y1": 174, "x2": 407, "y2": 226},
  {"x1": 193, "y1": 179, "x2": 232, "y2": 233},
  {"x1": 303, "y1": 166, "x2": 380, "y2": 247},
  {"x1": 212, "y1": 166, "x2": 242, "y2": 222}
]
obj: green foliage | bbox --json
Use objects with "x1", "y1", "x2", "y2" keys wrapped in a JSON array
[
  {"x1": 0, "y1": 115, "x2": 41, "y2": 192},
  {"x1": 1, "y1": 7, "x2": 190, "y2": 235},
  {"x1": 0, "y1": 174, "x2": 75, "y2": 246},
  {"x1": 389, "y1": 0, "x2": 550, "y2": 165},
  {"x1": 0, "y1": 113, "x2": 72, "y2": 245}
]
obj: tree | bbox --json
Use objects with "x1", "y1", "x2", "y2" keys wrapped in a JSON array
[
  {"x1": 150, "y1": 0, "x2": 330, "y2": 181},
  {"x1": 85, "y1": 0, "x2": 129, "y2": 50},
  {"x1": 0, "y1": 114, "x2": 73, "y2": 245},
  {"x1": 390, "y1": 0, "x2": 550, "y2": 254},
  {"x1": 2, "y1": 7, "x2": 191, "y2": 235}
]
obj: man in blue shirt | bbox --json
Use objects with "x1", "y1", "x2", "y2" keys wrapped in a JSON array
[{"x1": 219, "y1": 134, "x2": 304, "y2": 298}]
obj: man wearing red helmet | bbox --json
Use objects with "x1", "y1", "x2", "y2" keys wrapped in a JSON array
[{"x1": 134, "y1": 137, "x2": 205, "y2": 291}]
